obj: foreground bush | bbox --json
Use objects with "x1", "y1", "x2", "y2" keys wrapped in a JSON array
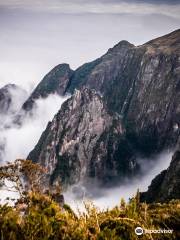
[{"x1": 0, "y1": 192, "x2": 179, "y2": 240}]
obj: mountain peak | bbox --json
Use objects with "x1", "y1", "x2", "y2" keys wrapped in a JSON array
[
  {"x1": 49, "y1": 63, "x2": 72, "y2": 72},
  {"x1": 107, "y1": 40, "x2": 134, "y2": 54},
  {"x1": 1, "y1": 83, "x2": 22, "y2": 91},
  {"x1": 22, "y1": 63, "x2": 74, "y2": 111}
]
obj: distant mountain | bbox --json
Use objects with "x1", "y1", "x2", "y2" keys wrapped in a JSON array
[
  {"x1": 0, "y1": 84, "x2": 27, "y2": 115},
  {"x1": 0, "y1": 84, "x2": 27, "y2": 162},
  {"x1": 27, "y1": 30, "x2": 180, "y2": 194}
]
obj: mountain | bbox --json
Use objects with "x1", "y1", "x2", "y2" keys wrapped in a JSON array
[
  {"x1": 28, "y1": 88, "x2": 138, "y2": 187},
  {"x1": 141, "y1": 137, "x2": 180, "y2": 203},
  {"x1": 22, "y1": 64, "x2": 73, "y2": 111},
  {"x1": 27, "y1": 30, "x2": 180, "y2": 192},
  {"x1": 67, "y1": 29, "x2": 180, "y2": 155}
]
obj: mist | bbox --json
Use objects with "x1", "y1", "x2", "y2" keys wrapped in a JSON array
[
  {"x1": 0, "y1": 93, "x2": 68, "y2": 164},
  {"x1": 64, "y1": 150, "x2": 173, "y2": 211},
  {"x1": 0, "y1": 91, "x2": 68, "y2": 204}
]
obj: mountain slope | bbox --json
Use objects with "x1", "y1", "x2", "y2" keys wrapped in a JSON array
[{"x1": 22, "y1": 64, "x2": 73, "y2": 111}]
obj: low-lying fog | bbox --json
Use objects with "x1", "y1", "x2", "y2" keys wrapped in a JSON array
[{"x1": 64, "y1": 150, "x2": 173, "y2": 211}]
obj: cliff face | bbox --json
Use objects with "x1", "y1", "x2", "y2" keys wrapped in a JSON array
[
  {"x1": 141, "y1": 138, "x2": 180, "y2": 203},
  {"x1": 28, "y1": 88, "x2": 137, "y2": 187},
  {"x1": 124, "y1": 31, "x2": 180, "y2": 154},
  {"x1": 27, "y1": 30, "x2": 180, "y2": 191},
  {"x1": 22, "y1": 64, "x2": 73, "y2": 111}
]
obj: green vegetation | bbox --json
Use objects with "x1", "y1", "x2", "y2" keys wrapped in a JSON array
[
  {"x1": 0, "y1": 160, "x2": 179, "y2": 240},
  {"x1": 0, "y1": 193, "x2": 179, "y2": 240}
]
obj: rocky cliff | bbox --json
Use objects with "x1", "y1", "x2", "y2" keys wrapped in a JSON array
[
  {"x1": 28, "y1": 88, "x2": 138, "y2": 187},
  {"x1": 27, "y1": 29, "x2": 180, "y2": 191}
]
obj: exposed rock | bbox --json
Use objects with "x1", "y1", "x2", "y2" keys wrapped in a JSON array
[
  {"x1": 28, "y1": 88, "x2": 137, "y2": 187},
  {"x1": 22, "y1": 63, "x2": 73, "y2": 111}
]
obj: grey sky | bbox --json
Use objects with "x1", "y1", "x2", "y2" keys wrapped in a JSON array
[{"x1": 0, "y1": 0, "x2": 180, "y2": 91}]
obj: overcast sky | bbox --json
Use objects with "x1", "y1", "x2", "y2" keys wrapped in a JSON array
[{"x1": 0, "y1": 0, "x2": 180, "y2": 91}]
